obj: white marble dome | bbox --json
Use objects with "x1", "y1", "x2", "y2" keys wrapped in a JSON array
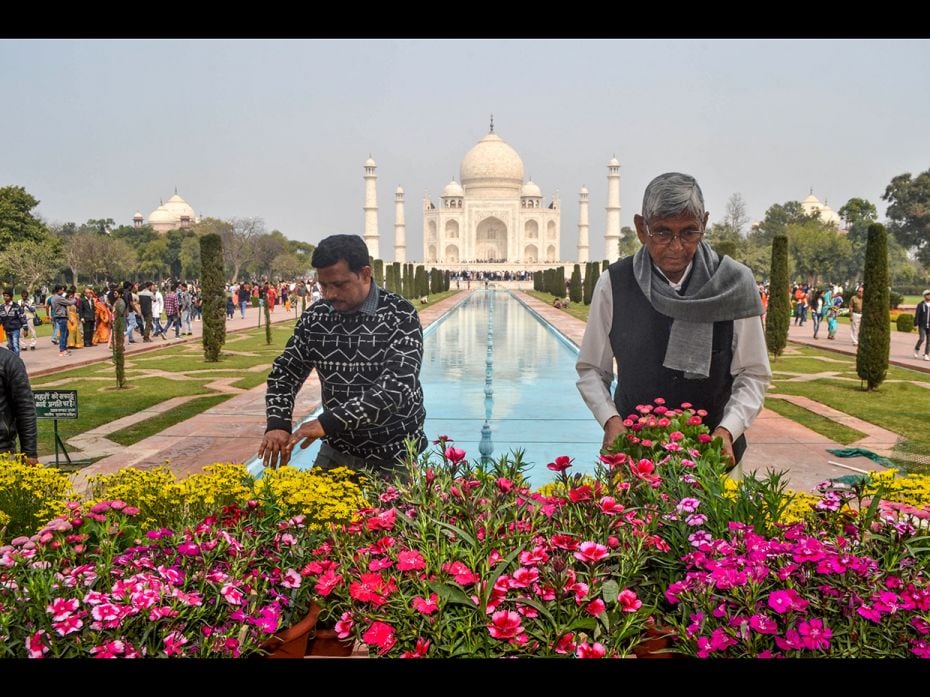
[
  {"x1": 521, "y1": 180, "x2": 542, "y2": 198},
  {"x1": 442, "y1": 179, "x2": 465, "y2": 197},
  {"x1": 148, "y1": 206, "x2": 174, "y2": 225},
  {"x1": 460, "y1": 132, "x2": 525, "y2": 188},
  {"x1": 162, "y1": 193, "x2": 196, "y2": 221}
]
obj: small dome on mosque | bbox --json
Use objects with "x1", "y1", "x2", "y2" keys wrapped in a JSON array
[
  {"x1": 395, "y1": 186, "x2": 404, "y2": 194},
  {"x1": 148, "y1": 206, "x2": 174, "y2": 225},
  {"x1": 365, "y1": 156, "x2": 377, "y2": 167},
  {"x1": 608, "y1": 157, "x2": 620, "y2": 167},
  {"x1": 442, "y1": 179, "x2": 465, "y2": 197},
  {"x1": 521, "y1": 180, "x2": 542, "y2": 198}
]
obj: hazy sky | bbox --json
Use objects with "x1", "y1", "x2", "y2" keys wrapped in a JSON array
[{"x1": 2, "y1": 38, "x2": 928, "y2": 262}]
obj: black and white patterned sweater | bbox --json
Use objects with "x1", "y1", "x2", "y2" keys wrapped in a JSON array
[{"x1": 265, "y1": 284, "x2": 426, "y2": 466}]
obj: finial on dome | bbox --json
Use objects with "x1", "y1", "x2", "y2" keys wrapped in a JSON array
[
  {"x1": 490, "y1": 114, "x2": 494, "y2": 133},
  {"x1": 174, "y1": 186, "x2": 178, "y2": 195}
]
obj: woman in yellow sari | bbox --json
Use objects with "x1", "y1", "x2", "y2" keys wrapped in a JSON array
[
  {"x1": 93, "y1": 294, "x2": 112, "y2": 346},
  {"x1": 66, "y1": 290, "x2": 82, "y2": 348}
]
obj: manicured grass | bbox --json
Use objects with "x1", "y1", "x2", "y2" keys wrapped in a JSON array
[
  {"x1": 525, "y1": 290, "x2": 591, "y2": 323},
  {"x1": 764, "y1": 398, "x2": 866, "y2": 445},
  {"x1": 107, "y1": 393, "x2": 233, "y2": 447},
  {"x1": 31, "y1": 376, "x2": 216, "y2": 457},
  {"x1": 232, "y1": 371, "x2": 275, "y2": 390}
]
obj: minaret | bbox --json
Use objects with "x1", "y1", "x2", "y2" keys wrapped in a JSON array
[
  {"x1": 577, "y1": 186, "x2": 590, "y2": 263},
  {"x1": 394, "y1": 186, "x2": 406, "y2": 264},
  {"x1": 605, "y1": 156, "x2": 621, "y2": 263},
  {"x1": 363, "y1": 155, "x2": 380, "y2": 259}
]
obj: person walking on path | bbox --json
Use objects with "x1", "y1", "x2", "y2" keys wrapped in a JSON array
[
  {"x1": 848, "y1": 285, "x2": 864, "y2": 346},
  {"x1": 0, "y1": 290, "x2": 28, "y2": 356},
  {"x1": 915, "y1": 289, "x2": 930, "y2": 361},
  {"x1": 50, "y1": 285, "x2": 78, "y2": 356},
  {"x1": 78, "y1": 287, "x2": 97, "y2": 348}
]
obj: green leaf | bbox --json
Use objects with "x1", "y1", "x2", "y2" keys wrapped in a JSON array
[
  {"x1": 425, "y1": 515, "x2": 476, "y2": 548},
  {"x1": 601, "y1": 579, "x2": 619, "y2": 604},
  {"x1": 426, "y1": 580, "x2": 476, "y2": 608}
]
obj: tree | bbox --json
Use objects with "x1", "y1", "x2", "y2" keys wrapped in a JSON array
[
  {"x1": 373, "y1": 259, "x2": 384, "y2": 288},
  {"x1": 112, "y1": 313, "x2": 126, "y2": 388},
  {"x1": 0, "y1": 238, "x2": 62, "y2": 294},
  {"x1": 180, "y1": 236, "x2": 202, "y2": 280},
  {"x1": 569, "y1": 264, "x2": 582, "y2": 303},
  {"x1": 137, "y1": 238, "x2": 170, "y2": 281},
  {"x1": 60, "y1": 232, "x2": 108, "y2": 286},
  {"x1": 882, "y1": 169, "x2": 930, "y2": 265},
  {"x1": 272, "y1": 252, "x2": 305, "y2": 281},
  {"x1": 750, "y1": 201, "x2": 817, "y2": 246},
  {"x1": 723, "y1": 193, "x2": 750, "y2": 237},
  {"x1": 838, "y1": 197, "x2": 878, "y2": 234},
  {"x1": 786, "y1": 220, "x2": 853, "y2": 287},
  {"x1": 583, "y1": 262, "x2": 598, "y2": 305},
  {"x1": 618, "y1": 226, "x2": 640, "y2": 259},
  {"x1": 200, "y1": 234, "x2": 226, "y2": 362},
  {"x1": 0, "y1": 186, "x2": 50, "y2": 246},
  {"x1": 99, "y1": 239, "x2": 137, "y2": 283},
  {"x1": 856, "y1": 224, "x2": 890, "y2": 390},
  {"x1": 251, "y1": 231, "x2": 289, "y2": 279},
  {"x1": 198, "y1": 216, "x2": 257, "y2": 283},
  {"x1": 765, "y1": 234, "x2": 790, "y2": 359},
  {"x1": 83, "y1": 218, "x2": 116, "y2": 235}
]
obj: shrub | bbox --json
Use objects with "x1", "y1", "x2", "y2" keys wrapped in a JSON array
[
  {"x1": 857, "y1": 224, "x2": 890, "y2": 390},
  {"x1": 765, "y1": 234, "x2": 791, "y2": 359},
  {"x1": 0, "y1": 455, "x2": 75, "y2": 542},
  {"x1": 897, "y1": 313, "x2": 916, "y2": 333}
]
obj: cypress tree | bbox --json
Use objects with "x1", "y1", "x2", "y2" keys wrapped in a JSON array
[
  {"x1": 373, "y1": 259, "x2": 384, "y2": 288},
  {"x1": 765, "y1": 233, "x2": 790, "y2": 359},
  {"x1": 200, "y1": 233, "x2": 226, "y2": 361},
  {"x1": 415, "y1": 265, "x2": 428, "y2": 298},
  {"x1": 112, "y1": 313, "x2": 126, "y2": 388},
  {"x1": 264, "y1": 294, "x2": 272, "y2": 345},
  {"x1": 556, "y1": 266, "x2": 566, "y2": 298},
  {"x1": 856, "y1": 223, "x2": 890, "y2": 390},
  {"x1": 583, "y1": 262, "x2": 597, "y2": 305},
  {"x1": 569, "y1": 264, "x2": 583, "y2": 303}
]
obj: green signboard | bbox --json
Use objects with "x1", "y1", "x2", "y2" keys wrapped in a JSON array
[{"x1": 34, "y1": 390, "x2": 79, "y2": 419}]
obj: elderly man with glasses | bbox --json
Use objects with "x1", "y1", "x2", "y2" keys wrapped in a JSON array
[{"x1": 576, "y1": 172, "x2": 771, "y2": 475}]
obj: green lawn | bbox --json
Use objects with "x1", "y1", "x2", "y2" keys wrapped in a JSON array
[
  {"x1": 525, "y1": 290, "x2": 591, "y2": 323},
  {"x1": 764, "y1": 397, "x2": 867, "y2": 445},
  {"x1": 107, "y1": 393, "x2": 233, "y2": 447}
]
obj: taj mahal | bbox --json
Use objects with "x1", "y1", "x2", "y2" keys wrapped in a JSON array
[{"x1": 360, "y1": 121, "x2": 623, "y2": 268}]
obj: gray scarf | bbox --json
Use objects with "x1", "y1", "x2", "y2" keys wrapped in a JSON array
[{"x1": 633, "y1": 241, "x2": 763, "y2": 379}]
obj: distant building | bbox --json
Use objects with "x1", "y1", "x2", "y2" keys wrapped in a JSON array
[
  {"x1": 801, "y1": 190, "x2": 843, "y2": 229},
  {"x1": 137, "y1": 190, "x2": 200, "y2": 233}
]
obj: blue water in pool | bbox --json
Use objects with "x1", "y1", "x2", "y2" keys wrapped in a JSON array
[{"x1": 249, "y1": 290, "x2": 607, "y2": 485}]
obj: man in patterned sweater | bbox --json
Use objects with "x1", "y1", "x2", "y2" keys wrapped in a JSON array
[{"x1": 259, "y1": 234, "x2": 426, "y2": 478}]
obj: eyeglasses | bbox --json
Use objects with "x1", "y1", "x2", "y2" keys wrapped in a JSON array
[{"x1": 645, "y1": 224, "x2": 705, "y2": 246}]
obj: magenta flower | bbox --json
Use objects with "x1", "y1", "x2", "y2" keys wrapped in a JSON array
[
  {"x1": 488, "y1": 610, "x2": 524, "y2": 640},
  {"x1": 400, "y1": 638, "x2": 431, "y2": 658},
  {"x1": 686, "y1": 513, "x2": 708, "y2": 527},
  {"x1": 912, "y1": 640, "x2": 930, "y2": 659},
  {"x1": 396, "y1": 549, "x2": 426, "y2": 572},
  {"x1": 47, "y1": 597, "x2": 80, "y2": 621},
  {"x1": 519, "y1": 545, "x2": 549, "y2": 566},
  {"x1": 334, "y1": 611, "x2": 354, "y2": 639},
  {"x1": 442, "y1": 561, "x2": 479, "y2": 586},
  {"x1": 586, "y1": 599, "x2": 606, "y2": 616},
  {"x1": 496, "y1": 477, "x2": 514, "y2": 493},
  {"x1": 550, "y1": 534, "x2": 579, "y2": 551},
  {"x1": 797, "y1": 619, "x2": 832, "y2": 651},
  {"x1": 598, "y1": 496, "x2": 624, "y2": 515},
  {"x1": 575, "y1": 642, "x2": 606, "y2": 658},
  {"x1": 618, "y1": 589, "x2": 642, "y2": 613},
  {"x1": 856, "y1": 604, "x2": 882, "y2": 623},
  {"x1": 52, "y1": 615, "x2": 83, "y2": 637},
  {"x1": 546, "y1": 455, "x2": 573, "y2": 473},
  {"x1": 767, "y1": 589, "x2": 808, "y2": 615},
  {"x1": 368, "y1": 557, "x2": 394, "y2": 572},
  {"x1": 573, "y1": 541, "x2": 609, "y2": 564},
  {"x1": 598, "y1": 452, "x2": 627, "y2": 468},
  {"x1": 176, "y1": 541, "x2": 200, "y2": 556},
  {"x1": 553, "y1": 632, "x2": 576, "y2": 655},
  {"x1": 444, "y1": 446, "x2": 466, "y2": 464},
  {"x1": 676, "y1": 498, "x2": 700, "y2": 514},
  {"x1": 412, "y1": 593, "x2": 440, "y2": 615},
  {"x1": 163, "y1": 631, "x2": 188, "y2": 657},
  {"x1": 363, "y1": 621, "x2": 397, "y2": 655},
  {"x1": 749, "y1": 614, "x2": 778, "y2": 635},
  {"x1": 689, "y1": 531, "x2": 713, "y2": 547},
  {"x1": 510, "y1": 567, "x2": 539, "y2": 588},
  {"x1": 253, "y1": 604, "x2": 281, "y2": 634},
  {"x1": 220, "y1": 584, "x2": 244, "y2": 606},
  {"x1": 314, "y1": 569, "x2": 342, "y2": 597}
]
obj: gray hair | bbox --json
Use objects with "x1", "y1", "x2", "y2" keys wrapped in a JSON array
[{"x1": 641, "y1": 172, "x2": 705, "y2": 222}]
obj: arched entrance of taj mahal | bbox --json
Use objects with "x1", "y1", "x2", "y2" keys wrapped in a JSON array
[{"x1": 475, "y1": 216, "x2": 507, "y2": 262}]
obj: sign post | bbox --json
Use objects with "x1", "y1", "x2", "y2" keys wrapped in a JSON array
[{"x1": 33, "y1": 389, "x2": 79, "y2": 467}]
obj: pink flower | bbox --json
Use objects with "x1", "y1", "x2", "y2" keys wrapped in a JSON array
[
  {"x1": 334, "y1": 612, "x2": 354, "y2": 639},
  {"x1": 488, "y1": 610, "x2": 523, "y2": 640},
  {"x1": 676, "y1": 497, "x2": 700, "y2": 514},
  {"x1": 510, "y1": 567, "x2": 539, "y2": 588},
  {"x1": 698, "y1": 433, "x2": 713, "y2": 443},
  {"x1": 253, "y1": 604, "x2": 281, "y2": 634},
  {"x1": 396, "y1": 549, "x2": 426, "y2": 571},
  {"x1": 568, "y1": 485, "x2": 593, "y2": 503},
  {"x1": 617, "y1": 589, "x2": 642, "y2": 613},
  {"x1": 90, "y1": 602, "x2": 123, "y2": 628},
  {"x1": 519, "y1": 545, "x2": 549, "y2": 566},
  {"x1": 47, "y1": 597, "x2": 80, "y2": 621},
  {"x1": 575, "y1": 642, "x2": 607, "y2": 658},
  {"x1": 798, "y1": 618, "x2": 832, "y2": 651},
  {"x1": 363, "y1": 621, "x2": 397, "y2": 655},
  {"x1": 599, "y1": 453, "x2": 627, "y2": 468},
  {"x1": 546, "y1": 455, "x2": 573, "y2": 473},
  {"x1": 856, "y1": 605, "x2": 882, "y2": 623},
  {"x1": 586, "y1": 599, "x2": 606, "y2": 616},
  {"x1": 280, "y1": 568, "x2": 302, "y2": 589},
  {"x1": 767, "y1": 589, "x2": 808, "y2": 615},
  {"x1": 669, "y1": 430, "x2": 685, "y2": 441},
  {"x1": 749, "y1": 614, "x2": 778, "y2": 635},
  {"x1": 912, "y1": 640, "x2": 930, "y2": 659},
  {"x1": 176, "y1": 541, "x2": 200, "y2": 556},
  {"x1": 598, "y1": 496, "x2": 624, "y2": 515},
  {"x1": 163, "y1": 632, "x2": 188, "y2": 657},
  {"x1": 148, "y1": 606, "x2": 178, "y2": 621},
  {"x1": 412, "y1": 593, "x2": 440, "y2": 615},
  {"x1": 444, "y1": 446, "x2": 466, "y2": 464},
  {"x1": 366, "y1": 508, "x2": 397, "y2": 532},
  {"x1": 553, "y1": 632, "x2": 576, "y2": 655},
  {"x1": 349, "y1": 573, "x2": 394, "y2": 607},
  {"x1": 52, "y1": 615, "x2": 84, "y2": 637},
  {"x1": 550, "y1": 534, "x2": 578, "y2": 551},
  {"x1": 314, "y1": 569, "x2": 342, "y2": 597},
  {"x1": 573, "y1": 541, "x2": 609, "y2": 564},
  {"x1": 26, "y1": 630, "x2": 48, "y2": 658},
  {"x1": 368, "y1": 556, "x2": 394, "y2": 572},
  {"x1": 220, "y1": 584, "x2": 244, "y2": 606},
  {"x1": 630, "y1": 458, "x2": 657, "y2": 480},
  {"x1": 400, "y1": 638, "x2": 431, "y2": 658},
  {"x1": 442, "y1": 561, "x2": 479, "y2": 586}
]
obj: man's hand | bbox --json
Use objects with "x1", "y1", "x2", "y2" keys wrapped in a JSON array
[
  {"x1": 602, "y1": 415, "x2": 627, "y2": 451},
  {"x1": 287, "y1": 419, "x2": 326, "y2": 458},
  {"x1": 258, "y1": 429, "x2": 292, "y2": 470},
  {"x1": 712, "y1": 426, "x2": 736, "y2": 470}
]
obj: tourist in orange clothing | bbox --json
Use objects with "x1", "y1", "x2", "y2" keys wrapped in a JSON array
[
  {"x1": 266, "y1": 283, "x2": 277, "y2": 312},
  {"x1": 93, "y1": 293, "x2": 112, "y2": 346}
]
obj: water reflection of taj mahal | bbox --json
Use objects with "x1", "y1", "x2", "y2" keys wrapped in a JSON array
[{"x1": 361, "y1": 119, "x2": 623, "y2": 269}]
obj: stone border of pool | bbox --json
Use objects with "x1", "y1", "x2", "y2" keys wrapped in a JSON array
[{"x1": 67, "y1": 291, "x2": 471, "y2": 494}]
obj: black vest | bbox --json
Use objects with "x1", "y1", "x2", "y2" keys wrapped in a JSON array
[{"x1": 608, "y1": 257, "x2": 734, "y2": 430}]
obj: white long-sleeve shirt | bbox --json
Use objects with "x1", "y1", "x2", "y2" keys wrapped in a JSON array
[{"x1": 575, "y1": 271, "x2": 772, "y2": 440}]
